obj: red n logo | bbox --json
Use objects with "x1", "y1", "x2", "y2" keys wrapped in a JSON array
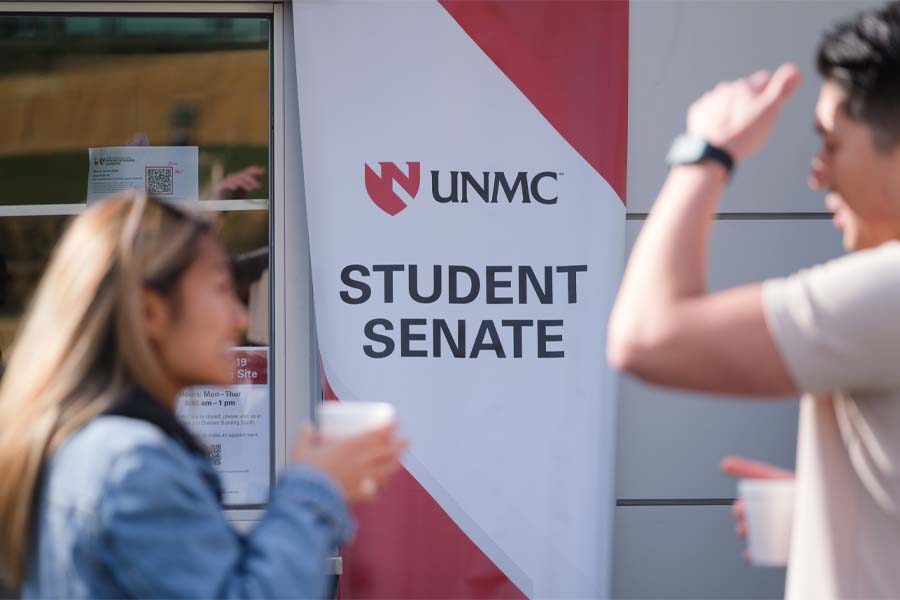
[{"x1": 364, "y1": 162, "x2": 421, "y2": 216}]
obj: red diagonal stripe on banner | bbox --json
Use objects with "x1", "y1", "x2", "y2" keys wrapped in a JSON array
[
  {"x1": 323, "y1": 372, "x2": 526, "y2": 599},
  {"x1": 440, "y1": 0, "x2": 629, "y2": 205}
]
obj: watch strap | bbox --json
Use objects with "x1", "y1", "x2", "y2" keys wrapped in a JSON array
[
  {"x1": 702, "y1": 142, "x2": 734, "y2": 173},
  {"x1": 666, "y1": 134, "x2": 735, "y2": 174}
]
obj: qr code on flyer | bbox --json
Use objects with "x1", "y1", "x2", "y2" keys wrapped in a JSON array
[
  {"x1": 145, "y1": 166, "x2": 174, "y2": 195},
  {"x1": 207, "y1": 443, "x2": 222, "y2": 466}
]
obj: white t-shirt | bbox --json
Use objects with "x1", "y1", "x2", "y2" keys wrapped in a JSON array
[{"x1": 763, "y1": 241, "x2": 900, "y2": 599}]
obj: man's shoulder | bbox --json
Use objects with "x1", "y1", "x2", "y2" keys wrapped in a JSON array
[
  {"x1": 806, "y1": 241, "x2": 900, "y2": 288},
  {"x1": 852, "y1": 240, "x2": 900, "y2": 262}
]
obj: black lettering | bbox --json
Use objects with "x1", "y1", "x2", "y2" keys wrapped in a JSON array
[
  {"x1": 470, "y1": 320, "x2": 506, "y2": 358},
  {"x1": 409, "y1": 265, "x2": 441, "y2": 303},
  {"x1": 431, "y1": 170, "x2": 459, "y2": 203},
  {"x1": 518, "y1": 266, "x2": 553, "y2": 304},
  {"x1": 372, "y1": 264, "x2": 405, "y2": 303},
  {"x1": 537, "y1": 320, "x2": 564, "y2": 358},
  {"x1": 340, "y1": 264, "x2": 370, "y2": 304},
  {"x1": 502, "y1": 320, "x2": 533, "y2": 358},
  {"x1": 434, "y1": 319, "x2": 465, "y2": 358},
  {"x1": 531, "y1": 172, "x2": 558, "y2": 204},
  {"x1": 449, "y1": 265, "x2": 480, "y2": 304},
  {"x1": 462, "y1": 171, "x2": 490, "y2": 203},
  {"x1": 556, "y1": 265, "x2": 588, "y2": 303},
  {"x1": 491, "y1": 171, "x2": 530, "y2": 203},
  {"x1": 401, "y1": 319, "x2": 428, "y2": 357},
  {"x1": 486, "y1": 265, "x2": 513, "y2": 304},
  {"x1": 363, "y1": 319, "x2": 394, "y2": 358}
]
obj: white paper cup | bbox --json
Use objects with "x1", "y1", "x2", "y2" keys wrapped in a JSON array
[
  {"x1": 318, "y1": 401, "x2": 395, "y2": 439},
  {"x1": 738, "y1": 478, "x2": 795, "y2": 567}
]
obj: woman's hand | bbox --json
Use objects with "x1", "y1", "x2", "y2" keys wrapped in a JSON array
[
  {"x1": 721, "y1": 455, "x2": 794, "y2": 561},
  {"x1": 291, "y1": 422, "x2": 408, "y2": 502}
]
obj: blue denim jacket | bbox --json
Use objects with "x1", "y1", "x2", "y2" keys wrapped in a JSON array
[{"x1": 22, "y1": 389, "x2": 354, "y2": 599}]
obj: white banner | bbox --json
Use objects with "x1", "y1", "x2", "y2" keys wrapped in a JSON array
[{"x1": 293, "y1": 2, "x2": 625, "y2": 597}]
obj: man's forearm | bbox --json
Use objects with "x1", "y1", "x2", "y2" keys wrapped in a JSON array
[
  {"x1": 606, "y1": 65, "x2": 800, "y2": 391},
  {"x1": 609, "y1": 163, "x2": 728, "y2": 346}
]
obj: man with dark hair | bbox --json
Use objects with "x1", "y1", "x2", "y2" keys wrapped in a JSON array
[
  {"x1": 818, "y1": 5, "x2": 900, "y2": 154},
  {"x1": 608, "y1": 2, "x2": 900, "y2": 597}
]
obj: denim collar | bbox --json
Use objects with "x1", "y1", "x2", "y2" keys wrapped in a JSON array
[{"x1": 104, "y1": 387, "x2": 207, "y2": 459}]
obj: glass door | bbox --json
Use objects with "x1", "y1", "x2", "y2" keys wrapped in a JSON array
[{"x1": 0, "y1": 5, "x2": 276, "y2": 511}]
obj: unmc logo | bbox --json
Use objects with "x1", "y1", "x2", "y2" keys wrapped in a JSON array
[
  {"x1": 364, "y1": 162, "x2": 421, "y2": 216},
  {"x1": 365, "y1": 161, "x2": 560, "y2": 216}
]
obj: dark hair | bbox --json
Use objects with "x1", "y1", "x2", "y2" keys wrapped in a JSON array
[{"x1": 817, "y1": 1, "x2": 900, "y2": 152}]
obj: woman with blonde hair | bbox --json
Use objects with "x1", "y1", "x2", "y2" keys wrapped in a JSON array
[{"x1": 0, "y1": 191, "x2": 406, "y2": 598}]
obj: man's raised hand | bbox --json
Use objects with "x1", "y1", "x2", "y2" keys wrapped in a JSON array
[{"x1": 687, "y1": 63, "x2": 802, "y2": 161}]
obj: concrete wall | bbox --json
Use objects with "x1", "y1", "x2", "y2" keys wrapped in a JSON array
[{"x1": 613, "y1": 2, "x2": 878, "y2": 597}]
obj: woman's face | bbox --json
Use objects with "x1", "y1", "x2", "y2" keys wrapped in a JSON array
[{"x1": 144, "y1": 235, "x2": 249, "y2": 391}]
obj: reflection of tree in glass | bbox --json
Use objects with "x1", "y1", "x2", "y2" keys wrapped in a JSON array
[
  {"x1": 170, "y1": 100, "x2": 196, "y2": 146},
  {"x1": 0, "y1": 215, "x2": 72, "y2": 354}
]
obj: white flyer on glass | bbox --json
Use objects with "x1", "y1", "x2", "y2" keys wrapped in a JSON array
[
  {"x1": 87, "y1": 146, "x2": 199, "y2": 202},
  {"x1": 175, "y1": 347, "x2": 270, "y2": 506}
]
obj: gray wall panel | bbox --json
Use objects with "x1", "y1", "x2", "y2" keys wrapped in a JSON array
[
  {"x1": 616, "y1": 219, "x2": 844, "y2": 499},
  {"x1": 613, "y1": 505, "x2": 785, "y2": 599},
  {"x1": 627, "y1": 0, "x2": 880, "y2": 214},
  {"x1": 617, "y1": 379, "x2": 799, "y2": 500}
]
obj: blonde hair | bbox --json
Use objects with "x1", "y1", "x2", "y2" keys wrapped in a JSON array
[{"x1": 0, "y1": 191, "x2": 212, "y2": 586}]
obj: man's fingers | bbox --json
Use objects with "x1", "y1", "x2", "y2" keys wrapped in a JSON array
[
  {"x1": 721, "y1": 456, "x2": 793, "y2": 479},
  {"x1": 736, "y1": 521, "x2": 748, "y2": 538},
  {"x1": 762, "y1": 63, "x2": 802, "y2": 108},
  {"x1": 745, "y1": 63, "x2": 802, "y2": 130},
  {"x1": 733, "y1": 498, "x2": 745, "y2": 519},
  {"x1": 744, "y1": 70, "x2": 771, "y2": 94}
]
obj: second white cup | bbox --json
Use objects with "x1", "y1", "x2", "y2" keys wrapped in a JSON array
[{"x1": 738, "y1": 478, "x2": 795, "y2": 567}]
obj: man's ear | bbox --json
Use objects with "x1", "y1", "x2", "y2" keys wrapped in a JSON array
[{"x1": 142, "y1": 288, "x2": 171, "y2": 345}]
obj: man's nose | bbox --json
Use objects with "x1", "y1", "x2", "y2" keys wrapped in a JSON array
[{"x1": 809, "y1": 155, "x2": 829, "y2": 191}]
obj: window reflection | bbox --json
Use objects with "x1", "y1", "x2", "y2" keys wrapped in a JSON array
[
  {"x1": 0, "y1": 215, "x2": 69, "y2": 355},
  {"x1": 0, "y1": 15, "x2": 269, "y2": 205},
  {"x1": 0, "y1": 13, "x2": 272, "y2": 507}
]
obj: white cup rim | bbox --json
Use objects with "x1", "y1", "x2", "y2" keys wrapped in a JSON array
[
  {"x1": 738, "y1": 478, "x2": 795, "y2": 497},
  {"x1": 319, "y1": 400, "x2": 394, "y2": 414}
]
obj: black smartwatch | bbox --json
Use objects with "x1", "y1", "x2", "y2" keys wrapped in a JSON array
[{"x1": 666, "y1": 134, "x2": 734, "y2": 175}]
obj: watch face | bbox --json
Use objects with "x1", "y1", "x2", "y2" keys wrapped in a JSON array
[
  {"x1": 671, "y1": 135, "x2": 706, "y2": 162},
  {"x1": 667, "y1": 134, "x2": 733, "y2": 172}
]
